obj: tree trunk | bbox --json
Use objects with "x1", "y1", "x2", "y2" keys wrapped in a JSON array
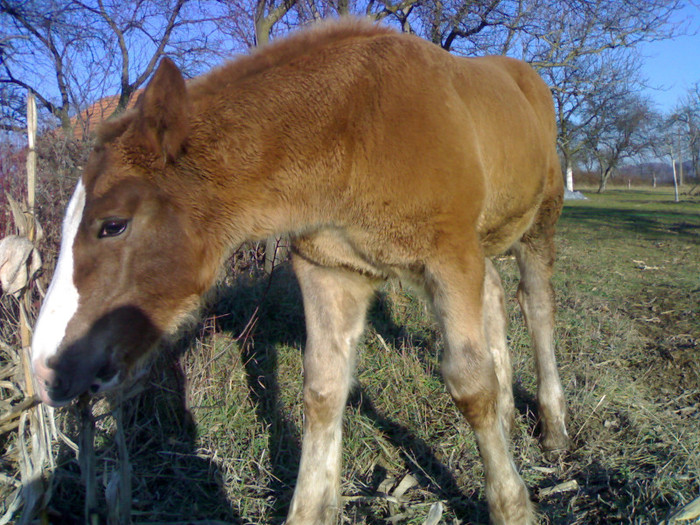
[
  {"x1": 565, "y1": 164, "x2": 574, "y2": 192},
  {"x1": 597, "y1": 166, "x2": 612, "y2": 193},
  {"x1": 337, "y1": 0, "x2": 349, "y2": 16},
  {"x1": 255, "y1": 16, "x2": 271, "y2": 46},
  {"x1": 671, "y1": 159, "x2": 679, "y2": 203},
  {"x1": 57, "y1": 108, "x2": 73, "y2": 133}
]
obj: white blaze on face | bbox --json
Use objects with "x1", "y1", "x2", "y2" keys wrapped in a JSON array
[{"x1": 32, "y1": 180, "x2": 86, "y2": 372}]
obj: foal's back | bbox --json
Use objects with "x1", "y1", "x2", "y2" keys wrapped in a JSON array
[{"x1": 283, "y1": 26, "x2": 562, "y2": 276}]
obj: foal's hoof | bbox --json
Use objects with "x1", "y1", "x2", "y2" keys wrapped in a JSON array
[
  {"x1": 541, "y1": 434, "x2": 571, "y2": 462},
  {"x1": 542, "y1": 446, "x2": 568, "y2": 463},
  {"x1": 539, "y1": 421, "x2": 571, "y2": 461}
]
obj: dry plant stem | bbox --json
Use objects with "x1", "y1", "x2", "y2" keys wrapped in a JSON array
[
  {"x1": 17, "y1": 410, "x2": 48, "y2": 525},
  {"x1": 0, "y1": 488, "x2": 23, "y2": 525},
  {"x1": 0, "y1": 395, "x2": 40, "y2": 434},
  {"x1": 14, "y1": 317, "x2": 56, "y2": 524},
  {"x1": 573, "y1": 394, "x2": 606, "y2": 441},
  {"x1": 20, "y1": 93, "x2": 37, "y2": 399},
  {"x1": 667, "y1": 495, "x2": 700, "y2": 523},
  {"x1": 25, "y1": 93, "x2": 36, "y2": 243},
  {"x1": 4, "y1": 91, "x2": 57, "y2": 525},
  {"x1": 235, "y1": 262, "x2": 277, "y2": 345},
  {"x1": 114, "y1": 398, "x2": 132, "y2": 525},
  {"x1": 78, "y1": 395, "x2": 98, "y2": 524},
  {"x1": 19, "y1": 302, "x2": 34, "y2": 399}
]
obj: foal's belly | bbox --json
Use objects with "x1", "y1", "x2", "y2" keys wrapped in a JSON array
[{"x1": 292, "y1": 225, "x2": 432, "y2": 285}]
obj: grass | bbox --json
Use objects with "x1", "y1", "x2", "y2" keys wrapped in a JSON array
[
  {"x1": 1, "y1": 186, "x2": 699, "y2": 524},
  {"x1": 536, "y1": 188, "x2": 700, "y2": 524}
]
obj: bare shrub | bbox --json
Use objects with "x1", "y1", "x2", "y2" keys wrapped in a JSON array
[
  {"x1": 33, "y1": 135, "x2": 93, "y2": 281},
  {"x1": 0, "y1": 141, "x2": 27, "y2": 238},
  {"x1": 0, "y1": 132, "x2": 92, "y2": 522}
]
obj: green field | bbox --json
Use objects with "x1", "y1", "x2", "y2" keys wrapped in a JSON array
[{"x1": 3, "y1": 187, "x2": 699, "y2": 524}]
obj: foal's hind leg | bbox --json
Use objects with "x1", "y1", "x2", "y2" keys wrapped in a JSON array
[
  {"x1": 483, "y1": 259, "x2": 515, "y2": 435},
  {"x1": 512, "y1": 231, "x2": 570, "y2": 454},
  {"x1": 427, "y1": 245, "x2": 532, "y2": 525},
  {"x1": 286, "y1": 255, "x2": 374, "y2": 525}
]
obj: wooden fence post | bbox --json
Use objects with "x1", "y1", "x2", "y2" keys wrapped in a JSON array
[
  {"x1": 26, "y1": 93, "x2": 36, "y2": 243},
  {"x1": 15, "y1": 91, "x2": 56, "y2": 525},
  {"x1": 19, "y1": 93, "x2": 37, "y2": 399}
]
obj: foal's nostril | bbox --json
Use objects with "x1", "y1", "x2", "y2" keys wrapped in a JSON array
[
  {"x1": 48, "y1": 375, "x2": 64, "y2": 394},
  {"x1": 35, "y1": 358, "x2": 60, "y2": 390}
]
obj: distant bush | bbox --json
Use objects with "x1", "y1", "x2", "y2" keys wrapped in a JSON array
[
  {"x1": 573, "y1": 164, "x2": 699, "y2": 190},
  {"x1": 1, "y1": 133, "x2": 92, "y2": 349},
  {"x1": 0, "y1": 141, "x2": 27, "y2": 238},
  {"x1": 33, "y1": 135, "x2": 93, "y2": 277}
]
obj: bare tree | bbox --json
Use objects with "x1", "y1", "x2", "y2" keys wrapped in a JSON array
[
  {"x1": 254, "y1": 0, "x2": 298, "y2": 45},
  {"x1": 671, "y1": 82, "x2": 700, "y2": 190},
  {"x1": 72, "y1": 0, "x2": 232, "y2": 117},
  {"x1": 542, "y1": 50, "x2": 644, "y2": 191},
  {"x1": 1, "y1": 0, "x2": 229, "y2": 132},
  {"x1": 521, "y1": 0, "x2": 684, "y2": 69},
  {"x1": 648, "y1": 114, "x2": 683, "y2": 201},
  {"x1": 523, "y1": 0, "x2": 683, "y2": 190},
  {"x1": 74, "y1": 0, "x2": 187, "y2": 113},
  {"x1": 410, "y1": 0, "x2": 520, "y2": 52},
  {"x1": 0, "y1": 0, "x2": 99, "y2": 130},
  {"x1": 583, "y1": 93, "x2": 655, "y2": 192}
]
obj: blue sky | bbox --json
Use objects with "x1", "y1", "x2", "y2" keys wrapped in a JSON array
[{"x1": 639, "y1": 2, "x2": 700, "y2": 113}]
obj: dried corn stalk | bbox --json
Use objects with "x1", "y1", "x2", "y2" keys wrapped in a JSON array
[{"x1": 0, "y1": 92, "x2": 58, "y2": 525}]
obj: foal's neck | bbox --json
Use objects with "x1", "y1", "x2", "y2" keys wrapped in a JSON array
[{"x1": 184, "y1": 63, "x2": 360, "y2": 245}]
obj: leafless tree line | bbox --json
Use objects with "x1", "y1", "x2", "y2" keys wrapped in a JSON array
[
  {"x1": 573, "y1": 78, "x2": 699, "y2": 194},
  {"x1": 0, "y1": 0, "x2": 695, "y2": 191}
]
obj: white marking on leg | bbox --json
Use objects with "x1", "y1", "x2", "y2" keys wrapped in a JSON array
[
  {"x1": 287, "y1": 416, "x2": 344, "y2": 524},
  {"x1": 476, "y1": 421, "x2": 533, "y2": 525},
  {"x1": 483, "y1": 260, "x2": 515, "y2": 434},
  {"x1": 287, "y1": 257, "x2": 372, "y2": 524},
  {"x1": 32, "y1": 180, "x2": 86, "y2": 369},
  {"x1": 512, "y1": 240, "x2": 570, "y2": 453}
]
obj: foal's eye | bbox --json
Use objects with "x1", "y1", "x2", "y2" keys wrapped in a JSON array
[{"x1": 98, "y1": 219, "x2": 129, "y2": 239}]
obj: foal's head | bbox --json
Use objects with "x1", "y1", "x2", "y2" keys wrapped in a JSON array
[{"x1": 32, "y1": 59, "x2": 213, "y2": 406}]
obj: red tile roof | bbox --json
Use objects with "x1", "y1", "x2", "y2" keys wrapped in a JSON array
[{"x1": 71, "y1": 91, "x2": 141, "y2": 139}]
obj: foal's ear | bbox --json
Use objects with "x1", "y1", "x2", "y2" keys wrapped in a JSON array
[{"x1": 137, "y1": 57, "x2": 190, "y2": 164}]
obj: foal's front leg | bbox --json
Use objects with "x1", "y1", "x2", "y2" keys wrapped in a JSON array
[
  {"x1": 286, "y1": 256, "x2": 374, "y2": 525},
  {"x1": 427, "y1": 248, "x2": 533, "y2": 525}
]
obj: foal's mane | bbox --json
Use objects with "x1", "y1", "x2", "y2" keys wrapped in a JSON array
[
  {"x1": 97, "y1": 18, "x2": 394, "y2": 146},
  {"x1": 194, "y1": 17, "x2": 395, "y2": 90}
]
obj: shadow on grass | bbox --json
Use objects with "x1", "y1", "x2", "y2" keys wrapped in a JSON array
[
  {"x1": 536, "y1": 441, "x2": 685, "y2": 524},
  {"x1": 45, "y1": 353, "x2": 241, "y2": 524},
  {"x1": 347, "y1": 387, "x2": 489, "y2": 522},
  {"x1": 206, "y1": 264, "x2": 492, "y2": 523},
  {"x1": 209, "y1": 267, "x2": 305, "y2": 522},
  {"x1": 43, "y1": 261, "x2": 550, "y2": 523},
  {"x1": 561, "y1": 204, "x2": 699, "y2": 242}
]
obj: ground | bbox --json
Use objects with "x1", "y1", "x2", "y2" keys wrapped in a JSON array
[{"x1": 1, "y1": 186, "x2": 698, "y2": 524}]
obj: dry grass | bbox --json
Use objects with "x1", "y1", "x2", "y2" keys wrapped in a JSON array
[{"x1": 1, "y1": 186, "x2": 699, "y2": 524}]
